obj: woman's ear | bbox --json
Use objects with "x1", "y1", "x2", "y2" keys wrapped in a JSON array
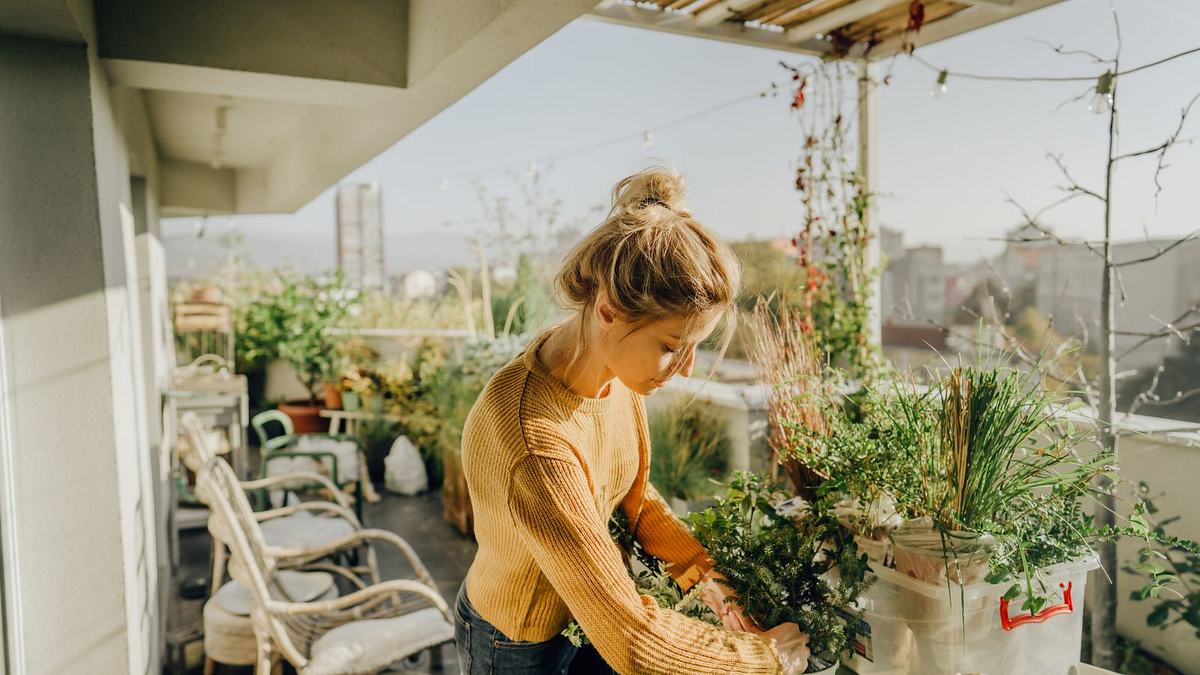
[{"x1": 594, "y1": 297, "x2": 620, "y2": 332}]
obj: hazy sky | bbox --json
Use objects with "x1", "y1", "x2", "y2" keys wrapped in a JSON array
[{"x1": 164, "y1": 0, "x2": 1200, "y2": 266}]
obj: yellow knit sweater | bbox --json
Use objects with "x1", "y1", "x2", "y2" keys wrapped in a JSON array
[{"x1": 461, "y1": 329, "x2": 783, "y2": 674}]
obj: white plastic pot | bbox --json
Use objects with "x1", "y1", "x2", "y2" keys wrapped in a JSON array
[{"x1": 807, "y1": 661, "x2": 839, "y2": 675}]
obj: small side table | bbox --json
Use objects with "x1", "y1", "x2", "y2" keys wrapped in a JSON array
[{"x1": 319, "y1": 409, "x2": 402, "y2": 436}]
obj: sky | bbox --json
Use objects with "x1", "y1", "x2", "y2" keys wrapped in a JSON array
[{"x1": 163, "y1": 0, "x2": 1200, "y2": 272}]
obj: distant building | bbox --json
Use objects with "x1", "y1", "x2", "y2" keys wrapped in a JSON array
[
  {"x1": 994, "y1": 222, "x2": 1052, "y2": 292},
  {"x1": 1034, "y1": 236, "x2": 1200, "y2": 370},
  {"x1": 336, "y1": 182, "x2": 386, "y2": 292},
  {"x1": 880, "y1": 227, "x2": 948, "y2": 326}
]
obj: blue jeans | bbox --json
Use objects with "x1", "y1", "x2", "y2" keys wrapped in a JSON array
[{"x1": 454, "y1": 581, "x2": 613, "y2": 674}]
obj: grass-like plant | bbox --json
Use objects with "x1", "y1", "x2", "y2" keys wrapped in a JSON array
[
  {"x1": 744, "y1": 297, "x2": 837, "y2": 496},
  {"x1": 648, "y1": 400, "x2": 729, "y2": 502}
]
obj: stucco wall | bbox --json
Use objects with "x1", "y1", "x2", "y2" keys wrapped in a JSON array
[{"x1": 0, "y1": 31, "x2": 157, "y2": 674}]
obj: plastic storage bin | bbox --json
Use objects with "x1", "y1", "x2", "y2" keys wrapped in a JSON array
[{"x1": 844, "y1": 555, "x2": 1098, "y2": 674}]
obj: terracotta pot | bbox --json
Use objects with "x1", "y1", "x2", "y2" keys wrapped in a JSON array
[
  {"x1": 322, "y1": 383, "x2": 343, "y2": 410},
  {"x1": 277, "y1": 401, "x2": 325, "y2": 434}
]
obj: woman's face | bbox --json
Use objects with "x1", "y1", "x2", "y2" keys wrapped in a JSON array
[{"x1": 594, "y1": 302, "x2": 723, "y2": 396}]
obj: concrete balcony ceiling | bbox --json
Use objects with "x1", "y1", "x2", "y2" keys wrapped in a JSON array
[{"x1": 2, "y1": 0, "x2": 603, "y2": 216}]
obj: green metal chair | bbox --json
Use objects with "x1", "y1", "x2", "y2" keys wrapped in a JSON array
[{"x1": 251, "y1": 409, "x2": 367, "y2": 520}]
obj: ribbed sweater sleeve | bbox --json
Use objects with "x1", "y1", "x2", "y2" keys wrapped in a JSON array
[
  {"x1": 507, "y1": 452, "x2": 783, "y2": 675},
  {"x1": 631, "y1": 481, "x2": 715, "y2": 592}
]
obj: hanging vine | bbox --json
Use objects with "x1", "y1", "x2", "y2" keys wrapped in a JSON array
[{"x1": 780, "y1": 59, "x2": 884, "y2": 383}]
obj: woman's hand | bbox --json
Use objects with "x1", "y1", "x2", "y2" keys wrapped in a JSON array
[
  {"x1": 759, "y1": 622, "x2": 810, "y2": 675},
  {"x1": 698, "y1": 570, "x2": 759, "y2": 632}
]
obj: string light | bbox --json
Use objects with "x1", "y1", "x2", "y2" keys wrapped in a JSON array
[
  {"x1": 1090, "y1": 71, "x2": 1115, "y2": 114},
  {"x1": 913, "y1": 45, "x2": 1199, "y2": 113},
  {"x1": 427, "y1": 84, "x2": 777, "y2": 192},
  {"x1": 931, "y1": 69, "x2": 948, "y2": 98}
]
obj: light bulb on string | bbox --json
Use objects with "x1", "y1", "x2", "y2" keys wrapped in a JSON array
[
  {"x1": 931, "y1": 70, "x2": 948, "y2": 98},
  {"x1": 641, "y1": 130, "x2": 654, "y2": 150},
  {"x1": 438, "y1": 177, "x2": 449, "y2": 191},
  {"x1": 1089, "y1": 71, "x2": 1115, "y2": 114}
]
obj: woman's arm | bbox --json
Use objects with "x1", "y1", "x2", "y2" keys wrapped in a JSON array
[
  {"x1": 626, "y1": 481, "x2": 715, "y2": 592},
  {"x1": 508, "y1": 451, "x2": 783, "y2": 675}
]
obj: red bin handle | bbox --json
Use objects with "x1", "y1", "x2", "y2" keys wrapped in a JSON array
[{"x1": 999, "y1": 581, "x2": 1073, "y2": 631}]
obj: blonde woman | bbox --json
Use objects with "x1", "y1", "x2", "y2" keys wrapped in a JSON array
[{"x1": 454, "y1": 168, "x2": 809, "y2": 674}]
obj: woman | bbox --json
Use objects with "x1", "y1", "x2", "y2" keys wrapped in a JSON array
[{"x1": 454, "y1": 168, "x2": 810, "y2": 674}]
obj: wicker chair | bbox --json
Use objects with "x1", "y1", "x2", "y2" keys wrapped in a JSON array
[
  {"x1": 180, "y1": 412, "x2": 366, "y2": 672},
  {"x1": 178, "y1": 413, "x2": 368, "y2": 590},
  {"x1": 196, "y1": 457, "x2": 453, "y2": 675}
]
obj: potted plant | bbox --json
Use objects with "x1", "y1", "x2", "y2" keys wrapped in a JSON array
[
  {"x1": 564, "y1": 510, "x2": 720, "y2": 648},
  {"x1": 339, "y1": 367, "x2": 368, "y2": 412},
  {"x1": 795, "y1": 363, "x2": 1131, "y2": 673},
  {"x1": 334, "y1": 338, "x2": 379, "y2": 413},
  {"x1": 648, "y1": 400, "x2": 729, "y2": 516},
  {"x1": 274, "y1": 272, "x2": 359, "y2": 432},
  {"x1": 688, "y1": 472, "x2": 872, "y2": 673}
]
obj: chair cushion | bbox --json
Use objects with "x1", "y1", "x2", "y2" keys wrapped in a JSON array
[
  {"x1": 304, "y1": 608, "x2": 454, "y2": 675},
  {"x1": 260, "y1": 511, "x2": 355, "y2": 551},
  {"x1": 205, "y1": 572, "x2": 338, "y2": 666},
  {"x1": 267, "y1": 436, "x2": 360, "y2": 484},
  {"x1": 213, "y1": 569, "x2": 336, "y2": 616}
]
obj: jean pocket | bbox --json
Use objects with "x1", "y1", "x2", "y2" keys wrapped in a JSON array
[
  {"x1": 453, "y1": 599, "x2": 472, "y2": 672},
  {"x1": 491, "y1": 634, "x2": 549, "y2": 652}
]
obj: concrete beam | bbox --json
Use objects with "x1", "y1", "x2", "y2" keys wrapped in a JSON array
[
  {"x1": 160, "y1": 159, "x2": 236, "y2": 215},
  {"x1": 245, "y1": 0, "x2": 603, "y2": 214},
  {"x1": 94, "y1": 0, "x2": 408, "y2": 89},
  {"x1": 104, "y1": 58, "x2": 407, "y2": 107},
  {"x1": 0, "y1": 0, "x2": 84, "y2": 43}
]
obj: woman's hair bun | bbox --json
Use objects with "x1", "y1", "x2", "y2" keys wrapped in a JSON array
[{"x1": 610, "y1": 167, "x2": 687, "y2": 215}]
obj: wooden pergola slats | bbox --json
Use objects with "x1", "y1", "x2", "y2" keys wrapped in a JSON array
[{"x1": 586, "y1": 0, "x2": 1066, "y2": 59}]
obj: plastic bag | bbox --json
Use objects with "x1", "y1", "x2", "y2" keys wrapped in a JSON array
[{"x1": 384, "y1": 435, "x2": 428, "y2": 496}]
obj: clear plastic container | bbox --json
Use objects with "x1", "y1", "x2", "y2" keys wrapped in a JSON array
[{"x1": 844, "y1": 555, "x2": 1098, "y2": 674}]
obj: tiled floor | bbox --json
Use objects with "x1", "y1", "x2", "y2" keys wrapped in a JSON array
[{"x1": 168, "y1": 488, "x2": 477, "y2": 674}]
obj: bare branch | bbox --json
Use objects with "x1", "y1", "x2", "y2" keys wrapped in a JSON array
[
  {"x1": 1126, "y1": 360, "x2": 1200, "y2": 418},
  {"x1": 1124, "y1": 360, "x2": 1166, "y2": 418},
  {"x1": 1113, "y1": 321, "x2": 1200, "y2": 339},
  {"x1": 1110, "y1": 91, "x2": 1200, "y2": 208},
  {"x1": 1112, "y1": 267, "x2": 1129, "y2": 306},
  {"x1": 1027, "y1": 37, "x2": 1115, "y2": 65},
  {"x1": 1002, "y1": 192, "x2": 1106, "y2": 260},
  {"x1": 1053, "y1": 84, "x2": 1102, "y2": 113},
  {"x1": 1115, "y1": 304, "x2": 1200, "y2": 360},
  {"x1": 1047, "y1": 152, "x2": 1105, "y2": 202},
  {"x1": 1113, "y1": 229, "x2": 1200, "y2": 267}
]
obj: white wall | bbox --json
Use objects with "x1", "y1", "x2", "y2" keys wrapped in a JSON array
[
  {"x1": 0, "y1": 27, "x2": 158, "y2": 674},
  {"x1": 1112, "y1": 428, "x2": 1200, "y2": 674}
]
